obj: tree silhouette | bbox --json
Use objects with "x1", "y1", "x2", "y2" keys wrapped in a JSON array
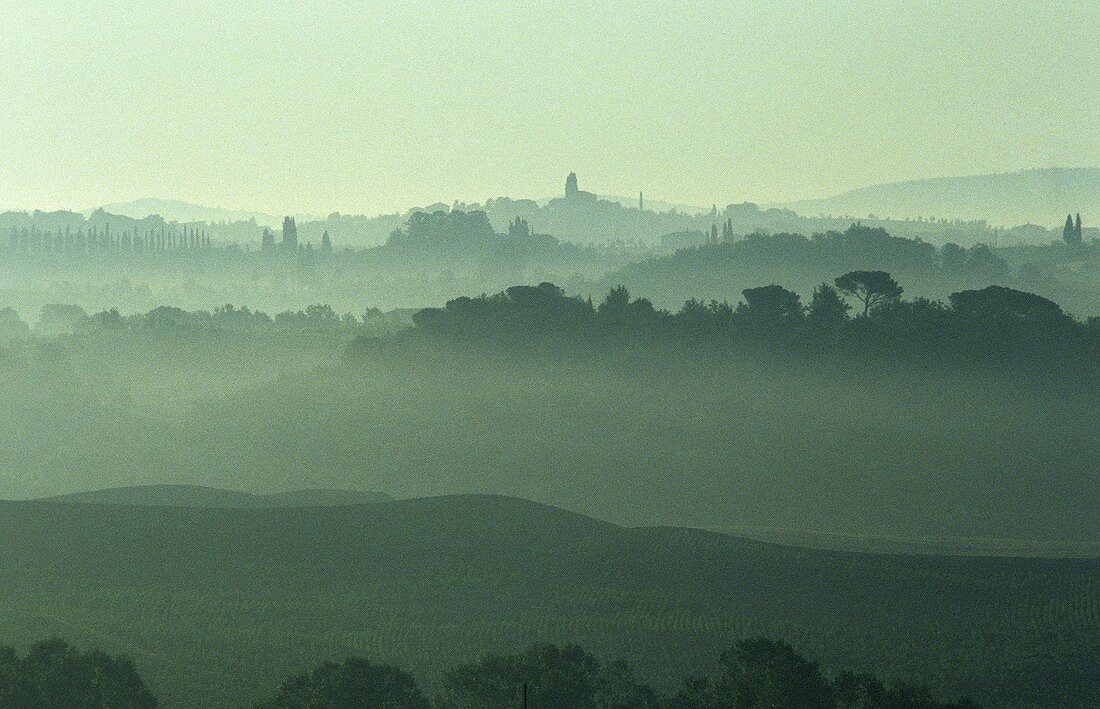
[
  {"x1": 808, "y1": 283, "x2": 851, "y2": 324},
  {"x1": 254, "y1": 657, "x2": 427, "y2": 709},
  {"x1": 1063, "y1": 213, "x2": 1080, "y2": 245},
  {"x1": 834, "y1": 271, "x2": 903, "y2": 317},
  {"x1": 679, "y1": 637, "x2": 833, "y2": 709},
  {"x1": 948, "y1": 286, "x2": 1063, "y2": 321},
  {"x1": 597, "y1": 285, "x2": 632, "y2": 319},
  {"x1": 442, "y1": 644, "x2": 656, "y2": 708},
  {"x1": 739, "y1": 285, "x2": 803, "y2": 322},
  {"x1": 0, "y1": 638, "x2": 156, "y2": 708}
]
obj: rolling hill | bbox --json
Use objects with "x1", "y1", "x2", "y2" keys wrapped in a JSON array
[
  {"x1": 783, "y1": 167, "x2": 1100, "y2": 228},
  {"x1": 36, "y1": 484, "x2": 393, "y2": 508},
  {"x1": 0, "y1": 492, "x2": 1096, "y2": 707}
]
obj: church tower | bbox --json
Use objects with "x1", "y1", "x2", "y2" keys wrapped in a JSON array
[{"x1": 565, "y1": 172, "x2": 579, "y2": 199}]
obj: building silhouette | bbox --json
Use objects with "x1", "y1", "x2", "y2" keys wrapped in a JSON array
[{"x1": 562, "y1": 173, "x2": 596, "y2": 203}]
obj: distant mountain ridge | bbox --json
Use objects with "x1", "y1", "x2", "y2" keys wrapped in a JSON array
[
  {"x1": 93, "y1": 198, "x2": 289, "y2": 227},
  {"x1": 35, "y1": 484, "x2": 393, "y2": 508},
  {"x1": 783, "y1": 167, "x2": 1100, "y2": 227}
]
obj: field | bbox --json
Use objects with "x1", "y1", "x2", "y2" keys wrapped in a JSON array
[{"x1": 0, "y1": 493, "x2": 1096, "y2": 707}]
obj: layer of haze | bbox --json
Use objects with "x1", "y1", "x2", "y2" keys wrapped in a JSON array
[{"x1": 3, "y1": 1, "x2": 1099, "y2": 214}]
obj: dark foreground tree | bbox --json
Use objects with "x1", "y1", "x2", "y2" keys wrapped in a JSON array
[
  {"x1": 715, "y1": 637, "x2": 833, "y2": 709},
  {"x1": 0, "y1": 638, "x2": 156, "y2": 708},
  {"x1": 807, "y1": 283, "x2": 851, "y2": 324},
  {"x1": 441, "y1": 643, "x2": 657, "y2": 708},
  {"x1": 834, "y1": 271, "x2": 903, "y2": 317},
  {"x1": 259, "y1": 639, "x2": 982, "y2": 709},
  {"x1": 833, "y1": 671, "x2": 981, "y2": 709},
  {"x1": 948, "y1": 285, "x2": 1063, "y2": 321},
  {"x1": 738, "y1": 284, "x2": 804, "y2": 322},
  {"x1": 254, "y1": 657, "x2": 428, "y2": 709},
  {"x1": 666, "y1": 637, "x2": 979, "y2": 709}
]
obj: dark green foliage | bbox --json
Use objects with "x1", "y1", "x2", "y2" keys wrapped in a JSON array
[
  {"x1": 710, "y1": 637, "x2": 833, "y2": 708},
  {"x1": 392, "y1": 277, "x2": 1099, "y2": 382},
  {"x1": 597, "y1": 285, "x2": 659, "y2": 331},
  {"x1": 0, "y1": 638, "x2": 156, "y2": 708},
  {"x1": 834, "y1": 271, "x2": 904, "y2": 317},
  {"x1": 667, "y1": 638, "x2": 977, "y2": 709},
  {"x1": 260, "y1": 640, "x2": 973, "y2": 709},
  {"x1": 598, "y1": 284, "x2": 633, "y2": 318},
  {"x1": 601, "y1": 223, "x2": 1096, "y2": 314},
  {"x1": 738, "y1": 285, "x2": 804, "y2": 322},
  {"x1": 442, "y1": 644, "x2": 657, "y2": 708},
  {"x1": 414, "y1": 282, "x2": 597, "y2": 343},
  {"x1": 253, "y1": 657, "x2": 427, "y2": 708},
  {"x1": 832, "y1": 672, "x2": 980, "y2": 709},
  {"x1": 948, "y1": 285, "x2": 1063, "y2": 321},
  {"x1": 808, "y1": 283, "x2": 851, "y2": 324}
]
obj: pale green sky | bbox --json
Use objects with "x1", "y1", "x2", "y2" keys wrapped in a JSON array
[{"x1": 2, "y1": 1, "x2": 1098, "y2": 215}]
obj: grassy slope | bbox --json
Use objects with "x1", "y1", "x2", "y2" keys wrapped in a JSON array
[{"x1": 0, "y1": 494, "x2": 1096, "y2": 707}]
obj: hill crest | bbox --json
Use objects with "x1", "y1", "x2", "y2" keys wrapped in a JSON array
[
  {"x1": 34, "y1": 484, "x2": 393, "y2": 509},
  {"x1": 783, "y1": 167, "x2": 1100, "y2": 227}
]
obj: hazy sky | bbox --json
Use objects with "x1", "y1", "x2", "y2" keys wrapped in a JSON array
[{"x1": 3, "y1": 1, "x2": 1099, "y2": 215}]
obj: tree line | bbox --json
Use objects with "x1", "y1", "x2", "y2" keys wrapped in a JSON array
[
  {"x1": 634, "y1": 224, "x2": 1015, "y2": 280},
  {"x1": 4, "y1": 223, "x2": 212, "y2": 254},
  {"x1": 0, "y1": 639, "x2": 156, "y2": 708},
  {"x1": 397, "y1": 274, "x2": 1098, "y2": 381},
  {"x1": 4, "y1": 271, "x2": 1093, "y2": 382},
  {"x1": 0, "y1": 302, "x2": 405, "y2": 344},
  {"x1": 1, "y1": 636, "x2": 979, "y2": 708}
]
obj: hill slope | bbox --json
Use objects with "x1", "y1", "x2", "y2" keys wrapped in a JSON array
[
  {"x1": 784, "y1": 167, "x2": 1100, "y2": 227},
  {"x1": 0, "y1": 494, "x2": 1095, "y2": 707},
  {"x1": 36, "y1": 484, "x2": 393, "y2": 508}
]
